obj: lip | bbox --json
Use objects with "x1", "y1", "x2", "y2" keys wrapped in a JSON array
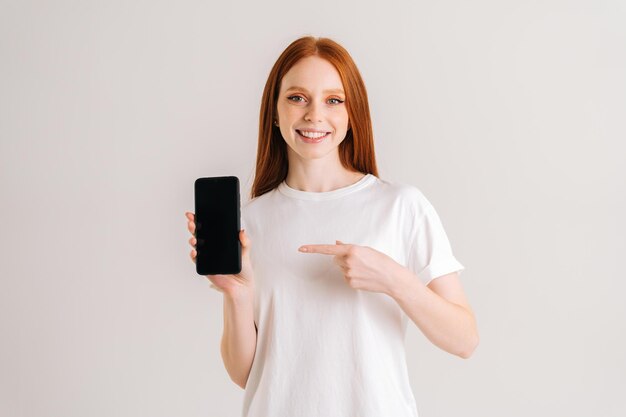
[
  {"x1": 296, "y1": 130, "x2": 330, "y2": 143},
  {"x1": 296, "y1": 128, "x2": 330, "y2": 133}
]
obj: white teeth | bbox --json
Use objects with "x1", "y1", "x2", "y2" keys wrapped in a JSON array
[{"x1": 298, "y1": 130, "x2": 328, "y2": 138}]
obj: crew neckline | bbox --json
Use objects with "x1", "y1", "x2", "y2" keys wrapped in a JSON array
[{"x1": 278, "y1": 173, "x2": 376, "y2": 201}]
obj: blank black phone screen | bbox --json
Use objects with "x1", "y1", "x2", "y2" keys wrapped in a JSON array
[{"x1": 194, "y1": 176, "x2": 241, "y2": 275}]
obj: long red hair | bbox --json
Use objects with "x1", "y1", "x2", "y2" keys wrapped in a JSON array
[{"x1": 251, "y1": 35, "x2": 379, "y2": 199}]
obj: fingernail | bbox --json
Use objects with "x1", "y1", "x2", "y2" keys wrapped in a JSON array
[{"x1": 299, "y1": 247, "x2": 307, "y2": 252}]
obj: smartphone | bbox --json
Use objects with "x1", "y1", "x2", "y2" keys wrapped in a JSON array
[{"x1": 194, "y1": 176, "x2": 241, "y2": 275}]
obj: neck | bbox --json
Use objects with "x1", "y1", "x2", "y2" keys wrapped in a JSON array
[{"x1": 285, "y1": 153, "x2": 365, "y2": 192}]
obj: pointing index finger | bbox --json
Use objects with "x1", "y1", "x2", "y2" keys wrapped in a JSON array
[{"x1": 298, "y1": 244, "x2": 348, "y2": 255}]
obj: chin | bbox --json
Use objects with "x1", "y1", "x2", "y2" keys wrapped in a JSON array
[{"x1": 300, "y1": 146, "x2": 340, "y2": 160}]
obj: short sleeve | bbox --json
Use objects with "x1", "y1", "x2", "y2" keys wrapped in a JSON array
[{"x1": 407, "y1": 204, "x2": 465, "y2": 286}]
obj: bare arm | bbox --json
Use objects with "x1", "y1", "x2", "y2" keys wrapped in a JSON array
[
  {"x1": 186, "y1": 211, "x2": 257, "y2": 388},
  {"x1": 296, "y1": 240, "x2": 478, "y2": 358},
  {"x1": 220, "y1": 289, "x2": 257, "y2": 389},
  {"x1": 389, "y1": 268, "x2": 479, "y2": 358}
]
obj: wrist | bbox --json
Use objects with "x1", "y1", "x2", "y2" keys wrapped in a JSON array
[
  {"x1": 387, "y1": 263, "x2": 419, "y2": 301},
  {"x1": 224, "y1": 285, "x2": 255, "y2": 302}
]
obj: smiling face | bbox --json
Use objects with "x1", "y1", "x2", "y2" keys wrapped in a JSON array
[{"x1": 275, "y1": 55, "x2": 350, "y2": 163}]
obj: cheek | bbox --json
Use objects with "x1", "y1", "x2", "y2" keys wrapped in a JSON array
[
  {"x1": 281, "y1": 107, "x2": 304, "y2": 122},
  {"x1": 332, "y1": 110, "x2": 350, "y2": 126},
  {"x1": 276, "y1": 102, "x2": 293, "y2": 116}
]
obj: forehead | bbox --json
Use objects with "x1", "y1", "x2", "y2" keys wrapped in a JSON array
[{"x1": 280, "y1": 56, "x2": 345, "y2": 93}]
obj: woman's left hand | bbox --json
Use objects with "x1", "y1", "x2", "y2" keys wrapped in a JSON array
[{"x1": 298, "y1": 240, "x2": 402, "y2": 296}]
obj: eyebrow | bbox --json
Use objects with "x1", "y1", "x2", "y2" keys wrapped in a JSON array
[{"x1": 285, "y1": 86, "x2": 345, "y2": 95}]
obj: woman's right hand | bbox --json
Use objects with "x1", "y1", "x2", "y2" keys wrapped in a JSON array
[{"x1": 185, "y1": 211, "x2": 255, "y2": 296}]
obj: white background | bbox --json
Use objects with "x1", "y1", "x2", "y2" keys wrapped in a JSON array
[{"x1": 1, "y1": 0, "x2": 625, "y2": 416}]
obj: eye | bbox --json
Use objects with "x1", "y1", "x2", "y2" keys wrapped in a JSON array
[{"x1": 287, "y1": 95, "x2": 344, "y2": 105}]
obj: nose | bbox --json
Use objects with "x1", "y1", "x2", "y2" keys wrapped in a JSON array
[{"x1": 304, "y1": 101, "x2": 323, "y2": 122}]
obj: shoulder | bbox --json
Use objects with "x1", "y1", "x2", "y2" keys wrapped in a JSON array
[
  {"x1": 242, "y1": 188, "x2": 275, "y2": 212},
  {"x1": 372, "y1": 176, "x2": 434, "y2": 219},
  {"x1": 240, "y1": 187, "x2": 279, "y2": 225}
]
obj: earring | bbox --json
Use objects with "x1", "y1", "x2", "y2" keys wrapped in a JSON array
[{"x1": 274, "y1": 120, "x2": 279, "y2": 126}]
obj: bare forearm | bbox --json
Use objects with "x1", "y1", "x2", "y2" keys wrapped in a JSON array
[
  {"x1": 388, "y1": 266, "x2": 478, "y2": 358},
  {"x1": 221, "y1": 289, "x2": 257, "y2": 388}
]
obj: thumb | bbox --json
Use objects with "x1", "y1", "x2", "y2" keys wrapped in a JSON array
[
  {"x1": 240, "y1": 229, "x2": 252, "y2": 250},
  {"x1": 209, "y1": 283, "x2": 223, "y2": 293},
  {"x1": 336, "y1": 240, "x2": 346, "y2": 245}
]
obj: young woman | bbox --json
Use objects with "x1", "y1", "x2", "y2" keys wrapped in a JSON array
[{"x1": 185, "y1": 35, "x2": 478, "y2": 417}]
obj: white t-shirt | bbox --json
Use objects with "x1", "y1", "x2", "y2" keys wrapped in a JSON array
[{"x1": 239, "y1": 173, "x2": 464, "y2": 417}]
